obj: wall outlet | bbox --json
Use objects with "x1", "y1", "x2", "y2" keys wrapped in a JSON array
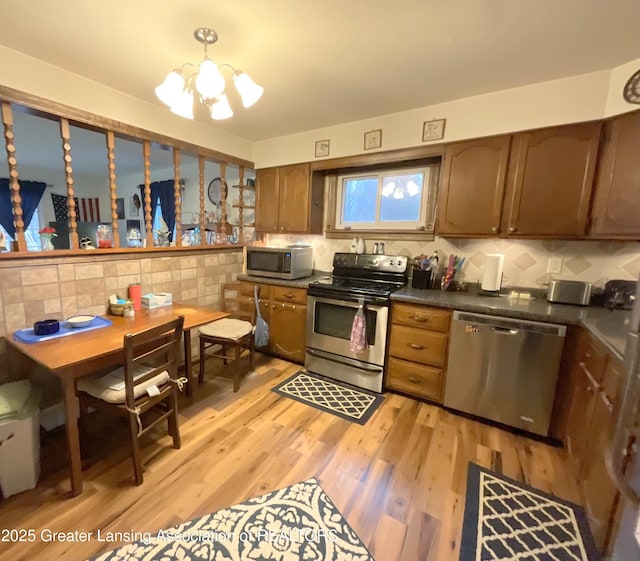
[{"x1": 547, "y1": 257, "x2": 563, "y2": 274}]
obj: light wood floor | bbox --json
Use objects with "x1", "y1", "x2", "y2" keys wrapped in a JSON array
[{"x1": 0, "y1": 354, "x2": 580, "y2": 561}]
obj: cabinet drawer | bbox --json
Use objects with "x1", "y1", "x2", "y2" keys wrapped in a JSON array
[
  {"x1": 392, "y1": 303, "x2": 451, "y2": 332},
  {"x1": 389, "y1": 325, "x2": 448, "y2": 367},
  {"x1": 577, "y1": 335, "x2": 607, "y2": 383},
  {"x1": 272, "y1": 285, "x2": 307, "y2": 304},
  {"x1": 386, "y1": 357, "x2": 444, "y2": 402},
  {"x1": 239, "y1": 282, "x2": 271, "y2": 299}
]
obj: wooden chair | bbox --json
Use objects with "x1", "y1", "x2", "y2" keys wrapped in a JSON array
[
  {"x1": 76, "y1": 316, "x2": 185, "y2": 485},
  {"x1": 198, "y1": 282, "x2": 256, "y2": 392}
]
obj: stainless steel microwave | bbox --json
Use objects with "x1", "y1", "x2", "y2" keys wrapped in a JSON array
[{"x1": 246, "y1": 246, "x2": 313, "y2": 280}]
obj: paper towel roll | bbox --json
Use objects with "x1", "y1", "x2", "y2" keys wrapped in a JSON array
[{"x1": 481, "y1": 253, "x2": 504, "y2": 292}]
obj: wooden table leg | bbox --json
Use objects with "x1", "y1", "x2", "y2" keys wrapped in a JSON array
[
  {"x1": 62, "y1": 377, "x2": 83, "y2": 496},
  {"x1": 184, "y1": 329, "x2": 193, "y2": 397}
]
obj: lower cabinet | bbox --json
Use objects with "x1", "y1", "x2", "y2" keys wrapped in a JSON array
[
  {"x1": 563, "y1": 328, "x2": 622, "y2": 553},
  {"x1": 239, "y1": 281, "x2": 307, "y2": 364},
  {"x1": 385, "y1": 302, "x2": 451, "y2": 403}
]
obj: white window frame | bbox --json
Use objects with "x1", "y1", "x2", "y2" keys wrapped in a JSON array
[{"x1": 335, "y1": 166, "x2": 437, "y2": 232}]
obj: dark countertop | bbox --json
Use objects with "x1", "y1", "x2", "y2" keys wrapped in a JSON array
[
  {"x1": 392, "y1": 286, "x2": 630, "y2": 360},
  {"x1": 237, "y1": 271, "x2": 330, "y2": 289}
]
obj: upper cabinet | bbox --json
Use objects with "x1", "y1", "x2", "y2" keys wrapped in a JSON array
[
  {"x1": 502, "y1": 122, "x2": 601, "y2": 237},
  {"x1": 437, "y1": 122, "x2": 602, "y2": 238},
  {"x1": 437, "y1": 135, "x2": 511, "y2": 236},
  {"x1": 590, "y1": 110, "x2": 640, "y2": 239},
  {"x1": 255, "y1": 163, "x2": 323, "y2": 234}
]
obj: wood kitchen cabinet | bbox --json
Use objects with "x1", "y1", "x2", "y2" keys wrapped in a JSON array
[
  {"x1": 239, "y1": 281, "x2": 307, "y2": 363},
  {"x1": 386, "y1": 303, "x2": 451, "y2": 403},
  {"x1": 590, "y1": 109, "x2": 640, "y2": 239},
  {"x1": 437, "y1": 135, "x2": 511, "y2": 236},
  {"x1": 502, "y1": 122, "x2": 601, "y2": 237},
  {"x1": 562, "y1": 328, "x2": 622, "y2": 552},
  {"x1": 436, "y1": 121, "x2": 602, "y2": 238},
  {"x1": 255, "y1": 163, "x2": 324, "y2": 234}
]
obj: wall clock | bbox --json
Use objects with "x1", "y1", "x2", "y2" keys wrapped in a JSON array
[
  {"x1": 207, "y1": 178, "x2": 222, "y2": 205},
  {"x1": 623, "y1": 68, "x2": 640, "y2": 104}
]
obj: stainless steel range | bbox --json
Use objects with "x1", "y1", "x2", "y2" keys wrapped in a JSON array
[{"x1": 305, "y1": 253, "x2": 408, "y2": 392}]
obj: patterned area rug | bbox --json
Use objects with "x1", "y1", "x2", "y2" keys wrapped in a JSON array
[
  {"x1": 461, "y1": 463, "x2": 599, "y2": 561},
  {"x1": 272, "y1": 371, "x2": 384, "y2": 425},
  {"x1": 90, "y1": 478, "x2": 373, "y2": 560}
]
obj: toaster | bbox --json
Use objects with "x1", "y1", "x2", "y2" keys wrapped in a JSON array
[{"x1": 546, "y1": 280, "x2": 592, "y2": 306}]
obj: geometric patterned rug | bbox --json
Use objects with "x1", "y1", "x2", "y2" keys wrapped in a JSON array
[
  {"x1": 272, "y1": 371, "x2": 384, "y2": 425},
  {"x1": 461, "y1": 463, "x2": 600, "y2": 561},
  {"x1": 89, "y1": 478, "x2": 374, "y2": 560}
]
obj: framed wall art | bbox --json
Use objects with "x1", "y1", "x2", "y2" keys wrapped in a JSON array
[
  {"x1": 422, "y1": 118, "x2": 446, "y2": 142},
  {"x1": 364, "y1": 129, "x2": 382, "y2": 150},
  {"x1": 315, "y1": 139, "x2": 330, "y2": 158}
]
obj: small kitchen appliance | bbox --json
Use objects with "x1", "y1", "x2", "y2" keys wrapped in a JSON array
[
  {"x1": 546, "y1": 279, "x2": 592, "y2": 306},
  {"x1": 245, "y1": 245, "x2": 313, "y2": 280}
]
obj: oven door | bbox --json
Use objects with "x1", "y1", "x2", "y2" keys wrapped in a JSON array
[{"x1": 306, "y1": 295, "x2": 388, "y2": 367}]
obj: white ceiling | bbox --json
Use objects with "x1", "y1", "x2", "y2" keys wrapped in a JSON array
[{"x1": 0, "y1": 0, "x2": 639, "y2": 142}]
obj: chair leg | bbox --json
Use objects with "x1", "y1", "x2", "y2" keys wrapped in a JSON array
[
  {"x1": 128, "y1": 414, "x2": 144, "y2": 485},
  {"x1": 233, "y1": 343, "x2": 241, "y2": 392},
  {"x1": 199, "y1": 337, "x2": 208, "y2": 384},
  {"x1": 168, "y1": 391, "x2": 181, "y2": 449},
  {"x1": 222, "y1": 343, "x2": 228, "y2": 365},
  {"x1": 249, "y1": 334, "x2": 255, "y2": 371}
]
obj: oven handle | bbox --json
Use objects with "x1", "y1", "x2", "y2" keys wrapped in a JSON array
[
  {"x1": 306, "y1": 348, "x2": 384, "y2": 374},
  {"x1": 308, "y1": 295, "x2": 386, "y2": 311}
]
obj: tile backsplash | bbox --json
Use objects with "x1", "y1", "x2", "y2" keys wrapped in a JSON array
[{"x1": 268, "y1": 234, "x2": 640, "y2": 288}]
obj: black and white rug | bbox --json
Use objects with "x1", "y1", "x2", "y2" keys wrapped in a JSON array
[
  {"x1": 272, "y1": 371, "x2": 384, "y2": 425},
  {"x1": 461, "y1": 463, "x2": 599, "y2": 561},
  {"x1": 90, "y1": 478, "x2": 374, "y2": 560}
]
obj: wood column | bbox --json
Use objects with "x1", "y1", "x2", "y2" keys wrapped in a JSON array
[
  {"x1": 60, "y1": 118, "x2": 79, "y2": 249},
  {"x1": 106, "y1": 131, "x2": 120, "y2": 248},
  {"x1": 143, "y1": 140, "x2": 153, "y2": 248},
  {"x1": 238, "y1": 165, "x2": 245, "y2": 241},
  {"x1": 198, "y1": 155, "x2": 205, "y2": 246},
  {"x1": 173, "y1": 148, "x2": 182, "y2": 247},
  {"x1": 220, "y1": 161, "x2": 227, "y2": 238},
  {"x1": 1, "y1": 101, "x2": 26, "y2": 251}
]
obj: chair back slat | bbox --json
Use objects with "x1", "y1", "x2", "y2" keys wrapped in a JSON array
[
  {"x1": 123, "y1": 316, "x2": 184, "y2": 407},
  {"x1": 220, "y1": 282, "x2": 257, "y2": 324}
]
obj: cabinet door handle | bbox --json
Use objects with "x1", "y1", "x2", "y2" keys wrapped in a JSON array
[
  {"x1": 491, "y1": 226, "x2": 498, "y2": 233},
  {"x1": 407, "y1": 376, "x2": 420, "y2": 384},
  {"x1": 284, "y1": 293, "x2": 294, "y2": 299},
  {"x1": 272, "y1": 304, "x2": 276, "y2": 309},
  {"x1": 601, "y1": 392, "x2": 613, "y2": 412},
  {"x1": 409, "y1": 343, "x2": 424, "y2": 350},
  {"x1": 410, "y1": 314, "x2": 429, "y2": 323},
  {"x1": 586, "y1": 385, "x2": 593, "y2": 394},
  {"x1": 280, "y1": 226, "x2": 284, "y2": 231},
  {"x1": 508, "y1": 226, "x2": 516, "y2": 233},
  {"x1": 585, "y1": 352, "x2": 592, "y2": 358}
]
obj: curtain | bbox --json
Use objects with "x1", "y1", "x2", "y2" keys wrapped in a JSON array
[
  {"x1": 139, "y1": 180, "x2": 176, "y2": 241},
  {"x1": 0, "y1": 178, "x2": 47, "y2": 237}
]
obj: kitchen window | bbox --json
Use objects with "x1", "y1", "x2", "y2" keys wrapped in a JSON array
[{"x1": 333, "y1": 165, "x2": 439, "y2": 234}]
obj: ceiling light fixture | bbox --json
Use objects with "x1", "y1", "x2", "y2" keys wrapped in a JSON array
[{"x1": 155, "y1": 27, "x2": 263, "y2": 120}]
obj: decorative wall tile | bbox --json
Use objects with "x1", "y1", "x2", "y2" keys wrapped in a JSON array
[
  {"x1": 116, "y1": 261, "x2": 141, "y2": 276},
  {"x1": 22, "y1": 266, "x2": 58, "y2": 286},
  {"x1": 74, "y1": 263, "x2": 104, "y2": 280},
  {"x1": 268, "y1": 234, "x2": 640, "y2": 288}
]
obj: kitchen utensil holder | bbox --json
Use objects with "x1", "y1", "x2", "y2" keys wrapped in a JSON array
[
  {"x1": 109, "y1": 300, "x2": 134, "y2": 316},
  {"x1": 412, "y1": 269, "x2": 432, "y2": 289}
]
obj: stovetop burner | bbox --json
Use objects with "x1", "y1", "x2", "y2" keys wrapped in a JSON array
[{"x1": 308, "y1": 253, "x2": 408, "y2": 303}]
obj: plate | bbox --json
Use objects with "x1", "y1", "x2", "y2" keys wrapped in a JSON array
[{"x1": 66, "y1": 314, "x2": 96, "y2": 328}]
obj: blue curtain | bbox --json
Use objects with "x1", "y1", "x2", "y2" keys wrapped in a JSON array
[
  {"x1": 0, "y1": 178, "x2": 47, "y2": 237},
  {"x1": 139, "y1": 180, "x2": 176, "y2": 241}
]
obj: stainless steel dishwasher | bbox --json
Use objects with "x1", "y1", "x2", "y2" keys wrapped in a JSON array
[{"x1": 443, "y1": 311, "x2": 566, "y2": 436}]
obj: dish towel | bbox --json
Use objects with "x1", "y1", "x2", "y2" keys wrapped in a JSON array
[{"x1": 350, "y1": 304, "x2": 368, "y2": 353}]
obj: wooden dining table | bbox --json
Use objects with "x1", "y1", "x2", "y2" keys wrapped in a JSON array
[{"x1": 6, "y1": 304, "x2": 228, "y2": 497}]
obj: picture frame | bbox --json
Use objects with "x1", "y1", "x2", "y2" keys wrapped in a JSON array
[
  {"x1": 422, "y1": 118, "x2": 446, "y2": 142},
  {"x1": 364, "y1": 129, "x2": 382, "y2": 150},
  {"x1": 315, "y1": 139, "x2": 330, "y2": 158}
]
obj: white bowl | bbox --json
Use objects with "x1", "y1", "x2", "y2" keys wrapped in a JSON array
[{"x1": 66, "y1": 314, "x2": 96, "y2": 328}]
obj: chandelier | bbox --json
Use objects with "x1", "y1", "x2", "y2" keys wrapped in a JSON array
[{"x1": 155, "y1": 27, "x2": 263, "y2": 120}]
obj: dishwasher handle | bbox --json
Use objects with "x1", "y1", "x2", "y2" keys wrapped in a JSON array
[
  {"x1": 453, "y1": 310, "x2": 566, "y2": 337},
  {"x1": 491, "y1": 326, "x2": 519, "y2": 335}
]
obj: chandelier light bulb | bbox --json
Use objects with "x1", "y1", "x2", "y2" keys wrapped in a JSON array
[
  {"x1": 233, "y1": 72, "x2": 264, "y2": 108},
  {"x1": 155, "y1": 71, "x2": 185, "y2": 107},
  {"x1": 170, "y1": 89, "x2": 194, "y2": 120},
  {"x1": 195, "y1": 59, "x2": 225, "y2": 100},
  {"x1": 210, "y1": 94, "x2": 234, "y2": 120}
]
